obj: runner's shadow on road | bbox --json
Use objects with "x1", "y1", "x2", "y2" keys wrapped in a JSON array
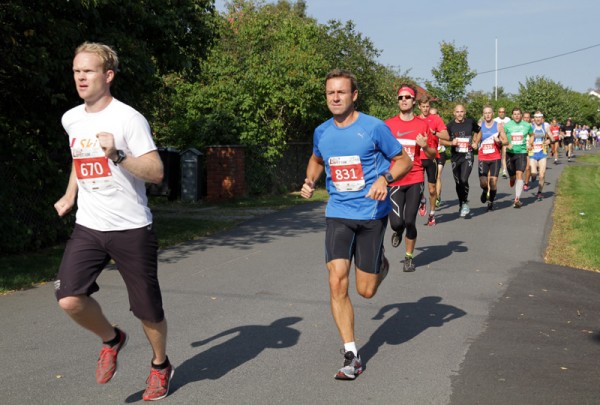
[
  {"x1": 360, "y1": 297, "x2": 466, "y2": 366},
  {"x1": 413, "y1": 241, "x2": 467, "y2": 267},
  {"x1": 124, "y1": 317, "x2": 302, "y2": 403}
]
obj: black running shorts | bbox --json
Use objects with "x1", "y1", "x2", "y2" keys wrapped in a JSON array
[
  {"x1": 422, "y1": 158, "x2": 438, "y2": 184},
  {"x1": 324, "y1": 217, "x2": 387, "y2": 274},
  {"x1": 478, "y1": 159, "x2": 501, "y2": 178},
  {"x1": 55, "y1": 224, "x2": 164, "y2": 323},
  {"x1": 506, "y1": 153, "x2": 527, "y2": 176}
]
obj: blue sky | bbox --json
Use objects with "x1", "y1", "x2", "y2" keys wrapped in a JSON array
[{"x1": 215, "y1": 0, "x2": 600, "y2": 95}]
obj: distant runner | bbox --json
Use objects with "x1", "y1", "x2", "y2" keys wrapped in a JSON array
[
  {"x1": 441, "y1": 104, "x2": 480, "y2": 217},
  {"x1": 474, "y1": 105, "x2": 507, "y2": 211},
  {"x1": 504, "y1": 107, "x2": 533, "y2": 208},
  {"x1": 417, "y1": 96, "x2": 449, "y2": 226},
  {"x1": 528, "y1": 111, "x2": 552, "y2": 201}
]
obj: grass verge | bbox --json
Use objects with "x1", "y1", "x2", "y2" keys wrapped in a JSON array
[
  {"x1": 544, "y1": 152, "x2": 600, "y2": 271},
  {"x1": 0, "y1": 190, "x2": 329, "y2": 294}
]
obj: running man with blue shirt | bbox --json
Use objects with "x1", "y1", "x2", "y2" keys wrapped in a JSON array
[
  {"x1": 301, "y1": 69, "x2": 412, "y2": 380},
  {"x1": 474, "y1": 105, "x2": 507, "y2": 211},
  {"x1": 528, "y1": 111, "x2": 552, "y2": 201}
]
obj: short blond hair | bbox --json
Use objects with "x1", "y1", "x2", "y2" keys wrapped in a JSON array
[{"x1": 75, "y1": 42, "x2": 119, "y2": 73}]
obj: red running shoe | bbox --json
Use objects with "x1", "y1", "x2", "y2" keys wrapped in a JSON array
[
  {"x1": 427, "y1": 214, "x2": 436, "y2": 226},
  {"x1": 418, "y1": 199, "x2": 426, "y2": 216},
  {"x1": 96, "y1": 328, "x2": 128, "y2": 384},
  {"x1": 143, "y1": 364, "x2": 175, "y2": 401}
]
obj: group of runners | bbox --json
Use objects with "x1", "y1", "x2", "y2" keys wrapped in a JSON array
[
  {"x1": 300, "y1": 70, "x2": 597, "y2": 381},
  {"x1": 564, "y1": 123, "x2": 599, "y2": 151},
  {"x1": 429, "y1": 105, "x2": 588, "y2": 213},
  {"x1": 55, "y1": 52, "x2": 593, "y2": 400}
]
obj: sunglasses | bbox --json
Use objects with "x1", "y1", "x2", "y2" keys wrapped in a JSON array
[{"x1": 397, "y1": 95, "x2": 413, "y2": 100}]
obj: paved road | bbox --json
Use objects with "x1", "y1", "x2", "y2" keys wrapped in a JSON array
[{"x1": 2, "y1": 151, "x2": 599, "y2": 404}]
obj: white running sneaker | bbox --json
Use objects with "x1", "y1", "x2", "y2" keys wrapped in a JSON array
[{"x1": 335, "y1": 351, "x2": 363, "y2": 380}]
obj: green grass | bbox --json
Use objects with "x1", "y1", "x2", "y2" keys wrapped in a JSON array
[
  {"x1": 0, "y1": 247, "x2": 64, "y2": 293},
  {"x1": 575, "y1": 153, "x2": 600, "y2": 164},
  {"x1": 0, "y1": 190, "x2": 329, "y2": 294},
  {"x1": 153, "y1": 217, "x2": 241, "y2": 248},
  {"x1": 545, "y1": 154, "x2": 600, "y2": 271}
]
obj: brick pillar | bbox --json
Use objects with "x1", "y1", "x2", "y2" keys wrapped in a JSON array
[{"x1": 205, "y1": 145, "x2": 247, "y2": 201}]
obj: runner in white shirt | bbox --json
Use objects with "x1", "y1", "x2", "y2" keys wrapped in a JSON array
[
  {"x1": 579, "y1": 126, "x2": 590, "y2": 150},
  {"x1": 53, "y1": 42, "x2": 173, "y2": 401},
  {"x1": 494, "y1": 107, "x2": 511, "y2": 178}
]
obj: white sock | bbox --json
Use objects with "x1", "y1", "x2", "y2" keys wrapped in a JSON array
[
  {"x1": 516, "y1": 180, "x2": 524, "y2": 199},
  {"x1": 344, "y1": 342, "x2": 358, "y2": 356},
  {"x1": 430, "y1": 210, "x2": 435, "y2": 216}
]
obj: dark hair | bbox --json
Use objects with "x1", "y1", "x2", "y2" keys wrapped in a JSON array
[
  {"x1": 397, "y1": 83, "x2": 417, "y2": 98},
  {"x1": 418, "y1": 94, "x2": 433, "y2": 105},
  {"x1": 325, "y1": 69, "x2": 358, "y2": 93}
]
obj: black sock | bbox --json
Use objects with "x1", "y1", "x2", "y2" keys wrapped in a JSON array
[
  {"x1": 489, "y1": 189, "x2": 497, "y2": 202},
  {"x1": 152, "y1": 356, "x2": 170, "y2": 370},
  {"x1": 103, "y1": 327, "x2": 121, "y2": 347}
]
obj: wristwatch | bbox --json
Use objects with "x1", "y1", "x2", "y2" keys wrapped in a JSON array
[
  {"x1": 113, "y1": 149, "x2": 126, "y2": 165},
  {"x1": 383, "y1": 171, "x2": 395, "y2": 184}
]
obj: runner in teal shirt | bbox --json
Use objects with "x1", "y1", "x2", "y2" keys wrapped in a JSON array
[{"x1": 504, "y1": 108, "x2": 533, "y2": 208}]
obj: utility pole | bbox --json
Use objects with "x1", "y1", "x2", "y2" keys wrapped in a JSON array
[{"x1": 495, "y1": 38, "x2": 498, "y2": 101}]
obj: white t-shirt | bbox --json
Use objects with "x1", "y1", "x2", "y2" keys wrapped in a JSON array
[
  {"x1": 494, "y1": 117, "x2": 510, "y2": 124},
  {"x1": 62, "y1": 98, "x2": 157, "y2": 231}
]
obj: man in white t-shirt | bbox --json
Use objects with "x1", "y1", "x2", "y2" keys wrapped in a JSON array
[
  {"x1": 494, "y1": 107, "x2": 511, "y2": 178},
  {"x1": 53, "y1": 42, "x2": 172, "y2": 401},
  {"x1": 579, "y1": 125, "x2": 590, "y2": 150}
]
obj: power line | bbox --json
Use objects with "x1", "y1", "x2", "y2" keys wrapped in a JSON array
[{"x1": 475, "y1": 43, "x2": 600, "y2": 76}]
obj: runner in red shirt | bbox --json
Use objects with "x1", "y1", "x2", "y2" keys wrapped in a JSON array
[
  {"x1": 385, "y1": 84, "x2": 436, "y2": 272},
  {"x1": 418, "y1": 96, "x2": 449, "y2": 226},
  {"x1": 549, "y1": 118, "x2": 561, "y2": 164},
  {"x1": 474, "y1": 105, "x2": 507, "y2": 211}
]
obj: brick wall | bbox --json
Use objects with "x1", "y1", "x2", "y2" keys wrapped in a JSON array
[{"x1": 205, "y1": 145, "x2": 247, "y2": 201}]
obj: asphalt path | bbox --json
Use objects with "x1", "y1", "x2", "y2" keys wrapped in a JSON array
[{"x1": 2, "y1": 149, "x2": 599, "y2": 404}]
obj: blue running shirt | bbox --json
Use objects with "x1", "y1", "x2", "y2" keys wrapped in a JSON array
[
  {"x1": 531, "y1": 123, "x2": 549, "y2": 160},
  {"x1": 313, "y1": 113, "x2": 403, "y2": 220}
]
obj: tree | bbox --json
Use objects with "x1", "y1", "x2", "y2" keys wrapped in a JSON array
[
  {"x1": 158, "y1": 0, "x2": 329, "y2": 193},
  {"x1": 161, "y1": 0, "x2": 408, "y2": 193},
  {"x1": 161, "y1": 0, "x2": 327, "y2": 150},
  {"x1": 515, "y1": 76, "x2": 599, "y2": 125},
  {"x1": 0, "y1": 0, "x2": 217, "y2": 253},
  {"x1": 318, "y1": 20, "x2": 412, "y2": 120},
  {"x1": 491, "y1": 86, "x2": 511, "y2": 100},
  {"x1": 426, "y1": 41, "x2": 477, "y2": 104}
]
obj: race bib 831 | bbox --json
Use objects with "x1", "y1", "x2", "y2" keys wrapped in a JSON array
[{"x1": 329, "y1": 155, "x2": 365, "y2": 192}]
